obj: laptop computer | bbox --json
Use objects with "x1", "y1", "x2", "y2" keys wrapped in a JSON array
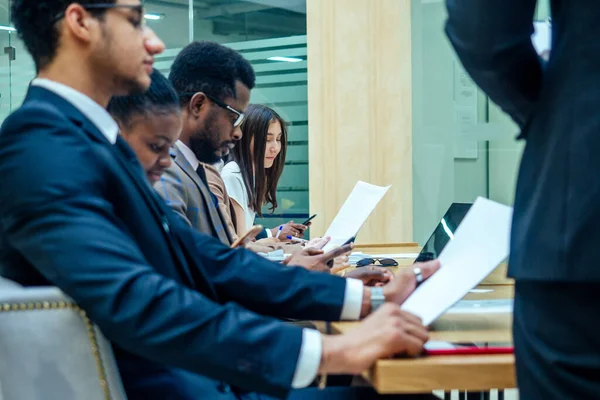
[{"x1": 414, "y1": 202, "x2": 472, "y2": 263}]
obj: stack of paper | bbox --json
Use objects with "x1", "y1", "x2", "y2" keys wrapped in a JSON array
[
  {"x1": 348, "y1": 252, "x2": 371, "y2": 265},
  {"x1": 322, "y1": 181, "x2": 391, "y2": 252},
  {"x1": 446, "y1": 299, "x2": 513, "y2": 315},
  {"x1": 424, "y1": 341, "x2": 458, "y2": 351},
  {"x1": 257, "y1": 249, "x2": 287, "y2": 262}
]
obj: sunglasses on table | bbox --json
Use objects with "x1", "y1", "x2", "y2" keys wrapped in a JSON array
[{"x1": 356, "y1": 258, "x2": 399, "y2": 267}]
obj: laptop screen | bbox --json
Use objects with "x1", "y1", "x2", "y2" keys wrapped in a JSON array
[{"x1": 415, "y1": 203, "x2": 472, "y2": 263}]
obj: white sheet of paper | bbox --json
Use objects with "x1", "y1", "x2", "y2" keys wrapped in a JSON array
[
  {"x1": 348, "y1": 253, "x2": 371, "y2": 264},
  {"x1": 445, "y1": 299, "x2": 513, "y2": 315},
  {"x1": 401, "y1": 197, "x2": 513, "y2": 325},
  {"x1": 322, "y1": 181, "x2": 391, "y2": 252},
  {"x1": 258, "y1": 249, "x2": 286, "y2": 262},
  {"x1": 424, "y1": 341, "x2": 457, "y2": 351}
]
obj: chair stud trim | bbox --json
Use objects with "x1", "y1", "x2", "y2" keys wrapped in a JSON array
[{"x1": 0, "y1": 301, "x2": 112, "y2": 400}]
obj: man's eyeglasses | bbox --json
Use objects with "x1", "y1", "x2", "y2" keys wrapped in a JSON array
[
  {"x1": 206, "y1": 94, "x2": 245, "y2": 128},
  {"x1": 180, "y1": 92, "x2": 245, "y2": 128},
  {"x1": 53, "y1": 3, "x2": 144, "y2": 26}
]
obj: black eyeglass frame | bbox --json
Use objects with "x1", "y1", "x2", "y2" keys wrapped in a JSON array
[
  {"x1": 179, "y1": 91, "x2": 245, "y2": 128},
  {"x1": 52, "y1": 3, "x2": 144, "y2": 25}
]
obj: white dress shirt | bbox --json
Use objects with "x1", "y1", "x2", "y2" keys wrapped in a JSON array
[
  {"x1": 214, "y1": 158, "x2": 225, "y2": 172},
  {"x1": 31, "y1": 79, "x2": 366, "y2": 388},
  {"x1": 219, "y1": 161, "x2": 273, "y2": 238},
  {"x1": 176, "y1": 140, "x2": 226, "y2": 176},
  {"x1": 175, "y1": 140, "x2": 200, "y2": 171}
]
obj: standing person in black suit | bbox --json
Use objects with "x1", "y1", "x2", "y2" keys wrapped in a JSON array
[
  {"x1": 0, "y1": 1, "x2": 439, "y2": 399},
  {"x1": 446, "y1": 1, "x2": 600, "y2": 398}
]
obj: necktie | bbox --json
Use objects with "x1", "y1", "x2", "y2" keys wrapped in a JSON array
[
  {"x1": 196, "y1": 164, "x2": 230, "y2": 244},
  {"x1": 195, "y1": 164, "x2": 208, "y2": 185},
  {"x1": 195, "y1": 165, "x2": 218, "y2": 209}
]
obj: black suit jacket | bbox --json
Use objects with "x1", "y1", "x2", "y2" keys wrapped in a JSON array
[
  {"x1": 446, "y1": 0, "x2": 600, "y2": 281},
  {"x1": 0, "y1": 86, "x2": 347, "y2": 398}
]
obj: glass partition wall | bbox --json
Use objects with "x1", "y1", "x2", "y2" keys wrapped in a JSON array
[
  {"x1": 1, "y1": 0, "x2": 551, "y2": 243},
  {"x1": 0, "y1": 0, "x2": 310, "y2": 228},
  {"x1": 411, "y1": 0, "x2": 550, "y2": 245}
]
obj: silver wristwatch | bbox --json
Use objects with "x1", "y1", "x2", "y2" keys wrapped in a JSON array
[{"x1": 370, "y1": 287, "x2": 385, "y2": 312}]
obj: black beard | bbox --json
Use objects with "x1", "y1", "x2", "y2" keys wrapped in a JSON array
[
  {"x1": 188, "y1": 110, "x2": 224, "y2": 164},
  {"x1": 189, "y1": 136, "x2": 222, "y2": 164}
]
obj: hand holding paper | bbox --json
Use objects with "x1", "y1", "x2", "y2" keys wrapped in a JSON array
[
  {"x1": 382, "y1": 260, "x2": 441, "y2": 306},
  {"x1": 400, "y1": 197, "x2": 513, "y2": 325},
  {"x1": 322, "y1": 181, "x2": 391, "y2": 252}
]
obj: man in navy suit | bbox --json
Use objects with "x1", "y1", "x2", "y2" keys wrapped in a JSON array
[
  {"x1": 0, "y1": 1, "x2": 439, "y2": 399},
  {"x1": 446, "y1": 1, "x2": 600, "y2": 398}
]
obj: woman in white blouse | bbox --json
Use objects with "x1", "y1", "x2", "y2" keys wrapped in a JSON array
[
  {"x1": 222, "y1": 105, "x2": 395, "y2": 285},
  {"x1": 222, "y1": 104, "x2": 308, "y2": 239}
]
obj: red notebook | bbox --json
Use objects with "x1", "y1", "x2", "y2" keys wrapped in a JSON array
[{"x1": 425, "y1": 346, "x2": 514, "y2": 356}]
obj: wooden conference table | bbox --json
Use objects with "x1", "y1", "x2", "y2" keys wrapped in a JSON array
[{"x1": 331, "y1": 243, "x2": 516, "y2": 394}]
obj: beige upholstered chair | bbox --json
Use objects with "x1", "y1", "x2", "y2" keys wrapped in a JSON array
[{"x1": 0, "y1": 277, "x2": 127, "y2": 400}]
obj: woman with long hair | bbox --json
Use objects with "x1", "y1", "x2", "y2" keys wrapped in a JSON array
[
  {"x1": 221, "y1": 104, "x2": 391, "y2": 284},
  {"x1": 222, "y1": 104, "x2": 308, "y2": 239}
]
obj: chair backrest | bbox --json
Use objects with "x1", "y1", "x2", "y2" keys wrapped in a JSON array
[{"x1": 0, "y1": 278, "x2": 127, "y2": 400}]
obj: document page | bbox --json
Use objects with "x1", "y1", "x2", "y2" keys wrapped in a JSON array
[
  {"x1": 401, "y1": 197, "x2": 513, "y2": 325},
  {"x1": 322, "y1": 181, "x2": 391, "y2": 252}
]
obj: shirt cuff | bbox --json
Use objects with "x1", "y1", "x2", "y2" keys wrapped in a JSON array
[
  {"x1": 291, "y1": 328, "x2": 322, "y2": 388},
  {"x1": 265, "y1": 228, "x2": 273, "y2": 238},
  {"x1": 340, "y1": 278, "x2": 364, "y2": 320}
]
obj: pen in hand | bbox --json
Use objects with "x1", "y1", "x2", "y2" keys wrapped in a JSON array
[{"x1": 276, "y1": 225, "x2": 283, "y2": 239}]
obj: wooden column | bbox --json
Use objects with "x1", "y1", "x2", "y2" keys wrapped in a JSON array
[{"x1": 307, "y1": 0, "x2": 413, "y2": 243}]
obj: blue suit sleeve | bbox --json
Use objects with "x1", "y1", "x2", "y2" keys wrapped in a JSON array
[
  {"x1": 0, "y1": 107, "x2": 308, "y2": 398},
  {"x1": 174, "y1": 218, "x2": 348, "y2": 322},
  {"x1": 445, "y1": 0, "x2": 542, "y2": 128}
]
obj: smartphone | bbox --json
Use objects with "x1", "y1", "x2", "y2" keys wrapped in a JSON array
[
  {"x1": 301, "y1": 214, "x2": 317, "y2": 226},
  {"x1": 230, "y1": 225, "x2": 263, "y2": 248},
  {"x1": 342, "y1": 236, "x2": 356, "y2": 246},
  {"x1": 325, "y1": 242, "x2": 354, "y2": 268}
]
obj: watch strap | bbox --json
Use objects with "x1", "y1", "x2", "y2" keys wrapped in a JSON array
[{"x1": 370, "y1": 287, "x2": 385, "y2": 312}]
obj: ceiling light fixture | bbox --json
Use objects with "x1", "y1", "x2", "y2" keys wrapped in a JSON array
[
  {"x1": 144, "y1": 13, "x2": 164, "y2": 21},
  {"x1": 267, "y1": 56, "x2": 303, "y2": 63}
]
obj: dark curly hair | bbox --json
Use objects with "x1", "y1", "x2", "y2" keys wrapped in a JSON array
[
  {"x1": 11, "y1": 0, "x2": 114, "y2": 72},
  {"x1": 168, "y1": 41, "x2": 256, "y2": 105}
]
